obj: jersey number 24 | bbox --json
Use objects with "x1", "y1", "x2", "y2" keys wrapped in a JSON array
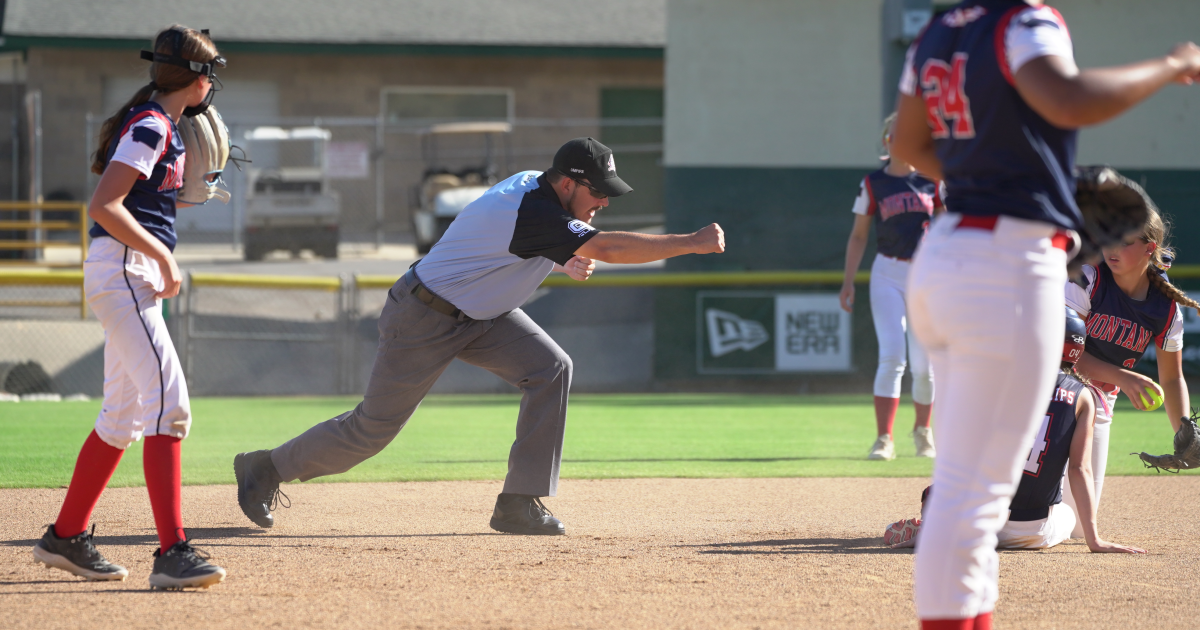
[
  {"x1": 921, "y1": 53, "x2": 976, "y2": 139},
  {"x1": 1023, "y1": 413, "x2": 1053, "y2": 476}
]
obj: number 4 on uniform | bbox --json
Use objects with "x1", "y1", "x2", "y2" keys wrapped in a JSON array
[
  {"x1": 1023, "y1": 414, "x2": 1053, "y2": 476},
  {"x1": 921, "y1": 53, "x2": 976, "y2": 139}
]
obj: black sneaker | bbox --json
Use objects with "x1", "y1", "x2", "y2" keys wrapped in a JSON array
[
  {"x1": 489, "y1": 494, "x2": 566, "y2": 535},
  {"x1": 32, "y1": 524, "x2": 129, "y2": 581},
  {"x1": 149, "y1": 541, "x2": 226, "y2": 590},
  {"x1": 234, "y1": 449, "x2": 288, "y2": 528}
]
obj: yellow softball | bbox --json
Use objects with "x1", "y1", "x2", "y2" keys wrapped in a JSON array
[{"x1": 1139, "y1": 386, "x2": 1164, "y2": 412}]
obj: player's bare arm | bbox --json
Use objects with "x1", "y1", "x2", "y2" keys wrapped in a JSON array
[
  {"x1": 1074, "y1": 351, "x2": 1160, "y2": 412},
  {"x1": 1157, "y1": 348, "x2": 1189, "y2": 432},
  {"x1": 839, "y1": 214, "x2": 871, "y2": 312},
  {"x1": 1014, "y1": 43, "x2": 1200, "y2": 129},
  {"x1": 553, "y1": 255, "x2": 596, "y2": 282},
  {"x1": 1068, "y1": 389, "x2": 1145, "y2": 554},
  {"x1": 890, "y1": 94, "x2": 942, "y2": 182},
  {"x1": 87, "y1": 161, "x2": 183, "y2": 299},
  {"x1": 575, "y1": 224, "x2": 725, "y2": 265}
]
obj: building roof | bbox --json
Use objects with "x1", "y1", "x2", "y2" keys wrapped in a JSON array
[{"x1": 2, "y1": 0, "x2": 666, "y2": 49}]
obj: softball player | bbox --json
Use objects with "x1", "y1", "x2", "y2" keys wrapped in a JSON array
[
  {"x1": 997, "y1": 308, "x2": 1142, "y2": 553},
  {"x1": 31, "y1": 26, "x2": 225, "y2": 589},
  {"x1": 891, "y1": 2, "x2": 1200, "y2": 627},
  {"x1": 840, "y1": 114, "x2": 943, "y2": 461},
  {"x1": 1061, "y1": 208, "x2": 1198, "y2": 535}
]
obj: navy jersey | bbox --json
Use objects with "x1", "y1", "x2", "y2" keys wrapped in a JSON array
[
  {"x1": 1065, "y1": 263, "x2": 1184, "y2": 372},
  {"x1": 1009, "y1": 373, "x2": 1090, "y2": 520},
  {"x1": 89, "y1": 102, "x2": 186, "y2": 251},
  {"x1": 851, "y1": 169, "x2": 942, "y2": 260},
  {"x1": 899, "y1": 1, "x2": 1082, "y2": 232}
]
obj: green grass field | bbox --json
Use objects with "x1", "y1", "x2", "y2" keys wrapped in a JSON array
[{"x1": 0, "y1": 394, "x2": 1183, "y2": 488}]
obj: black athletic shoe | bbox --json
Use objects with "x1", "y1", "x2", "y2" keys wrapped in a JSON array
[
  {"x1": 32, "y1": 524, "x2": 129, "y2": 581},
  {"x1": 149, "y1": 541, "x2": 226, "y2": 590},
  {"x1": 234, "y1": 449, "x2": 288, "y2": 528},
  {"x1": 489, "y1": 494, "x2": 566, "y2": 535}
]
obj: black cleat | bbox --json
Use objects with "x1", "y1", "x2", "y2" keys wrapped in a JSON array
[
  {"x1": 149, "y1": 541, "x2": 226, "y2": 590},
  {"x1": 489, "y1": 494, "x2": 566, "y2": 535},
  {"x1": 32, "y1": 524, "x2": 129, "y2": 581},
  {"x1": 234, "y1": 450, "x2": 288, "y2": 528}
]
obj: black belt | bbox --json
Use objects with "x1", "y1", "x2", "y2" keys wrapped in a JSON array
[
  {"x1": 1008, "y1": 506, "x2": 1050, "y2": 522},
  {"x1": 403, "y1": 266, "x2": 470, "y2": 321}
]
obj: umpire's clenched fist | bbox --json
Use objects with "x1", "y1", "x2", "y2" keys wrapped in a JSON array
[{"x1": 690, "y1": 223, "x2": 725, "y2": 254}]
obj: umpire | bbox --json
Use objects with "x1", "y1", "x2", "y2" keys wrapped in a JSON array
[{"x1": 235, "y1": 137, "x2": 725, "y2": 535}]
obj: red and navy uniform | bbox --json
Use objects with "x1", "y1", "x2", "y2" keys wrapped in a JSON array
[
  {"x1": 861, "y1": 170, "x2": 942, "y2": 260},
  {"x1": 1009, "y1": 373, "x2": 1089, "y2": 521},
  {"x1": 901, "y1": 0, "x2": 1081, "y2": 232},
  {"x1": 89, "y1": 102, "x2": 186, "y2": 251},
  {"x1": 1079, "y1": 263, "x2": 1181, "y2": 369}
]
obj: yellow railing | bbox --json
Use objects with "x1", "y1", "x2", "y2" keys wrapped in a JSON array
[{"x1": 0, "y1": 201, "x2": 90, "y2": 265}]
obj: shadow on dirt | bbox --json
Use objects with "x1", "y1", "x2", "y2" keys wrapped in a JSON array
[{"x1": 682, "y1": 537, "x2": 896, "y2": 555}]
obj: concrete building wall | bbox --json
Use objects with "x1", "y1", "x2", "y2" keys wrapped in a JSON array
[{"x1": 25, "y1": 47, "x2": 662, "y2": 237}]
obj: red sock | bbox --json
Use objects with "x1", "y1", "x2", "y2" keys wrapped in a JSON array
[
  {"x1": 55, "y1": 430, "x2": 124, "y2": 538},
  {"x1": 914, "y1": 402, "x2": 933, "y2": 429},
  {"x1": 920, "y1": 620, "x2": 972, "y2": 630},
  {"x1": 144, "y1": 435, "x2": 186, "y2": 554},
  {"x1": 874, "y1": 396, "x2": 899, "y2": 437},
  {"x1": 973, "y1": 613, "x2": 993, "y2": 630}
]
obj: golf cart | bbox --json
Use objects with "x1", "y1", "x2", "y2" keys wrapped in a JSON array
[
  {"x1": 412, "y1": 122, "x2": 511, "y2": 253},
  {"x1": 242, "y1": 126, "x2": 340, "y2": 261}
]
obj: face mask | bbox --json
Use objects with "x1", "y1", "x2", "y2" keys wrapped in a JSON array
[{"x1": 140, "y1": 28, "x2": 226, "y2": 117}]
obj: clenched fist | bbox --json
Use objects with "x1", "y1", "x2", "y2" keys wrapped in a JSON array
[
  {"x1": 559, "y1": 255, "x2": 595, "y2": 281},
  {"x1": 691, "y1": 223, "x2": 725, "y2": 255}
]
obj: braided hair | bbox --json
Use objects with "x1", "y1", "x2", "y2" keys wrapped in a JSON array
[{"x1": 1140, "y1": 208, "x2": 1200, "y2": 316}]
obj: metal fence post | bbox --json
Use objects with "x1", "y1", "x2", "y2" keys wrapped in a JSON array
[{"x1": 181, "y1": 271, "x2": 193, "y2": 387}]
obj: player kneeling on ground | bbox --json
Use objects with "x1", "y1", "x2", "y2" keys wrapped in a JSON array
[
  {"x1": 234, "y1": 138, "x2": 725, "y2": 535},
  {"x1": 885, "y1": 309, "x2": 1143, "y2": 554}
]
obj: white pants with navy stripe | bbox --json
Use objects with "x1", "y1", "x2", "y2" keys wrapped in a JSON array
[
  {"x1": 85, "y1": 236, "x2": 190, "y2": 450},
  {"x1": 907, "y1": 214, "x2": 1067, "y2": 619},
  {"x1": 996, "y1": 503, "x2": 1076, "y2": 549},
  {"x1": 869, "y1": 253, "x2": 934, "y2": 403}
]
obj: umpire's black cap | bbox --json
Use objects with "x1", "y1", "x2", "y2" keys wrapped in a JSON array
[{"x1": 552, "y1": 137, "x2": 633, "y2": 198}]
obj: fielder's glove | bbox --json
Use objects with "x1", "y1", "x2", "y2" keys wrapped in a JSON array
[
  {"x1": 1135, "y1": 411, "x2": 1200, "y2": 472},
  {"x1": 1071, "y1": 165, "x2": 1156, "y2": 278},
  {"x1": 178, "y1": 105, "x2": 234, "y2": 205}
]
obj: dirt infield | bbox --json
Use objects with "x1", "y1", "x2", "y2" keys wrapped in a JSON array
[{"x1": 2, "y1": 477, "x2": 1197, "y2": 629}]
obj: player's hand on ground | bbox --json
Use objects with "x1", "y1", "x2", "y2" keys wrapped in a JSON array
[
  {"x1": 561, "y1": 255, "x2": 595, "y2": 282},
  {"x1": 839, "y1": 284, "x2": 855, "y2": 313},
  {"x1": 1119, "y1": 371, "x2": 1162, "y2": 411},
  {"x1": 156, "y1": 253, "x2": 183, "y2": 299},
  {"x1": 690, "y1": 223, "x2": 725, "y2": 254},
  {"x1": 1088, "y1": 538, "x2": 1146, "y2": 554},
  {"x1": 1167, "y1": 42, "x2": 1200, "y2": 84}
]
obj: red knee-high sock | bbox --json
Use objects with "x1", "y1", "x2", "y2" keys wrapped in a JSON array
[
  {"x1": 873, "y1": 396, "x2": 899, "y2": 437},
  {"x1": 55, "y1": 430, "x2": 124, "y2": 538},
  {"x1": 973, "y1": 613, "x2": 992, "y2": 630},
  {"x1": 920, "y1": 614, "x2": 991, "y2": 630},
  {"x1": 914, "y1": 402, "x2": 933, "y2": 429},
  {"x1": 144, "y1": 435, "x2": 186, "y2": 554}
]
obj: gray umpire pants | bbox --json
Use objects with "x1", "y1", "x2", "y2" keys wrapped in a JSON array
[{"x1": 270, "y1": 271, "x2": 571, "y2": 497}]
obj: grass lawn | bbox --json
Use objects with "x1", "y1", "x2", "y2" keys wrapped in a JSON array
[{"x1": 0, "y1": 393, "x2": 1185, "y2": 488}]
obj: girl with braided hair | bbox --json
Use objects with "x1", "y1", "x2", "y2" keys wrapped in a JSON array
[
  {"x1": 31, "y1": 25, "x2": 226, "y2": 590},
  {"x1": 1062, "y1": 207, "x2": 1198, "y2": 534}
]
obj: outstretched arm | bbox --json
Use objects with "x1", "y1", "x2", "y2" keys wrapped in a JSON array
[
  {"x1": 1014, "y1": 44, "x2": 1200, "y2": 129},
  {"x1": 1157, "y1": 348, "x2": 1189, "y2": 433},
  {"x1": 575, "y1": 223, "x2": 725, "y2": 264},
  {"x1": 1068, "y1": 390, "x2": 1145, "y2": 554},
  {"x1": 1074, "y1": 351, "x2": 1162, "y2": 412}
]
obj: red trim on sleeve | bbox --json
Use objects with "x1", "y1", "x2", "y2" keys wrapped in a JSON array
[
  {"x1": 993, "y1": 6, "x2": 1025, "y2": 87},
  {"x1": 1156, "y1": 301, "x2": 1178, "y2": 349},
  {"x1": 864, "y1": 177, "x2": 877, "y2": 216},
  {"x1": 114, "y1": 110, "x2": 174, "y2": 174},
  {"x1": 1046, "y1": 6, "x2": 1070, "y2": 39},
  {"x1": 1088, "y1": 266, "x2": 1100, "y2": 300},
  {"x1": 1086, "y1": 384, "x2": 1111, "y2": 418}
]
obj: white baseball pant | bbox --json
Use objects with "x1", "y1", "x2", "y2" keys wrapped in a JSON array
[
  {"x1": 1060, "y1": 388, "x2": 1114, "y2": 537},
  {"x1": 995, "y1": 503, "x2": 1076, "y2": 549},
  {"x1": 84, "y1": 236, "x2": 191, "y2": 450},
  {"x1": 908, "y1": 214, "x2": 1067, "y2": 619},
  {"x1": 869, "y1": 253, "x2": 934, "y2": 403}
]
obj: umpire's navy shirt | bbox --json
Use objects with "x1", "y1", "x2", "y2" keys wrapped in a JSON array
[{"x1": 414, "y1": 171, "x2": 599, "y2": 320}]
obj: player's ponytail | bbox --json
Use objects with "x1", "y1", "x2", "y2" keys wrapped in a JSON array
[
  {"x1": 1140, "y1": 208, "x2": 1200, "y2": 316},
  {"x1": 91, "y1": 25, "x2": 219, "y2": 175}
]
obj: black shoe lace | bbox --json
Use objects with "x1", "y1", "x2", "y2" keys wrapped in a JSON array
[
  {"x1": 269, "y1": 486, "x2": 291, "y2": 511},
  {"x1": 173, "y1": 541, "x2": 213, "y2": 564},
  {"x1": 531, "y1": 497, "x2": 553, "y2": 519}
]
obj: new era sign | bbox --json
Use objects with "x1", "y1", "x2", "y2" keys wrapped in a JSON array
[{"x1": 696, "y1": 292, "x2": 851, "y2": 374}]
